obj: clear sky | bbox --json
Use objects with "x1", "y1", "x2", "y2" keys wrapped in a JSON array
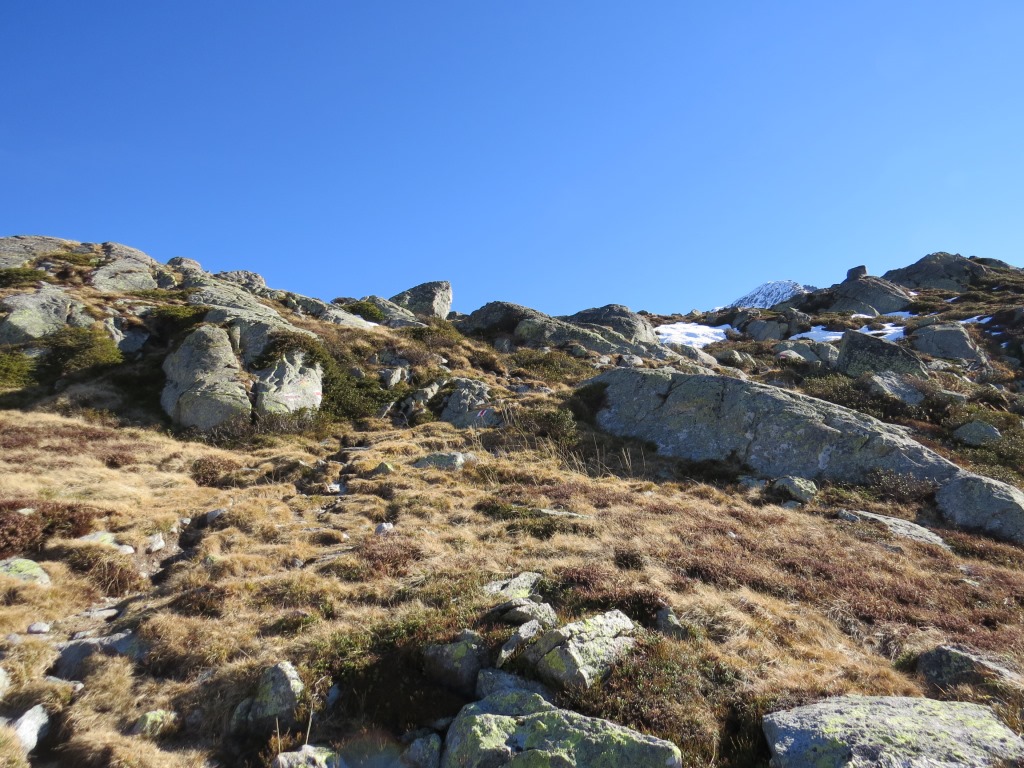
[{"x1": 2, "y1": 2, "x2": 1022, "y2": 315}]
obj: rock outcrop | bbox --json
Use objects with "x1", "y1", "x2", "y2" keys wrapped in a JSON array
[
  {"x1": 588, "y1": 368, "x2": 1024, "y2": 543},
  {"x1": 835, "y1": 330, "x2": 929, "y2": 379},
  {"x1": 91, "y1": 243, "x2": 162, "y2": 292},
  {"x1": 763, "y1": 695, "x2": 1024, "y2": 767},
  {"x1": 161, "y1": 325, "x2": 251, "y2": 430},
  {"x1": 253, "y1": 350, "x2": 323, "y2": 416},
  {"x1": 883, "y1": 252, "x2": 989, "y2": 292},
  {"x1": 911, "y1": 322, "x2": 989, "y2": 364},
  {"x1": 390, "y1": 280, "x2": 453, "y2": 319},
  {"x1": 826, "y1": 275, "x2": 915, "y2": 316},
  {"x1": 441, "y1": 690, "x2": 682, "y2": 768},
  {"x1": 0, "y1": 286, "x2": 93, "y2": 345}
]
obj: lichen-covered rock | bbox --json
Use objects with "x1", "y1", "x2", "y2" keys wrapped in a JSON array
[
  {"x1": 245, "y1": 661, "x2": 305, "y2": 732},
  {"x1": 912, "y1": 323, "x2": 989, "y2": 365},
  {"x1": 918, "y1": 644, "x2": 1024, "y2": 691},
  {"x1": 253, "y1": 350, "x2": 323, "y2": 416},
  {"x1": 483, "y1": 573, "x2": 543, "y2": 601},
  {"x1": 439, "y1": 379, "x2": 501, "y2": 429},
  {"x1": 0, "y1": 558, "x2": 50, "y2": 586},
  {"x1": 953, "y1": 420, "x2": 1001, "y2": 447},
  {"x1": 485, "y1": 598, "x2": 557, "y2": 628},
  {"x1": 496, "y1": 619, "x2": 544, "y2": 668},
  {"x1": 475, "y1": 669, "x2": 553, "y2": 702},
  {"x1": 131, "y1": 709, "x2": 180, "y2": 739},
  {"x1": 773, "y1": 340, "x2": 839, "y2": 366},
  {"x1": 161, "y1": 325, "x2": 252, "y2": 430},
  {"x1": 763, "y1": 695, "x2": 1024, "y2": 767},
  {"x1": 215, "y1": 270, "x2": 267, "y2": 292},
  {"x1": 0, "y1": 287, "x2": 93, "y2": 345},
  {"x1": 423, "y1": 630, "x2": 489, "y2": 697},
  {"x1": 354, "y1": 295, "x2": 426, "y2": 328},
  {"x1": 836, "y1": 330, "x2": 929, "y2": 379},
  {"x1": 390, "y1": 281, "x2": 453, "y2": 319},
  {"x1": 440, "y1": 690, "x2": 682, "y2": 768},
  {"x1": 771, "y1": 476, "x2": 818, "y2": 503},
  {"x1": 403, "y1": 733, "x2": 442, "y2": 768},
  {"x1": 458, "y1": 302, "x2": 546, "y2": 337},
  {"x1": 520, "y1": 610, "x2": 635, "y2": 690},
  {"x1": 883, "y1": 252, "x2": 989, "y2": 292}
]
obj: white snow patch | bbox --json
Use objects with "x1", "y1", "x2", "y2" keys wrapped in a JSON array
[
  {"x1": 882, "y1": 311, "x2": 916, "y2": 318},
  {"x1": 858, "y1": 323, "x2": 905, "y2": 341},
  {"x1": 791, "y1": 326, "x2": 843, "y2": 342},
  {"x1": 959, "y1": 315, "x2": 992, "y2": 325},
  {"x1": 655, "y1": 322, "x2": 731, "y2": 348},
  {"x1": 944, "y1": 297, "x2": 960, "y2": 303}
]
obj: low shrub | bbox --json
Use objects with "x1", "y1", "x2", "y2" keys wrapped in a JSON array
[
  {"x1": 509, "y1": 348, "x2": 593, "y2": 385},
  {"x1": 37, "y1": 327, "x2": 123, "y2": 380},
  {"x1": 0, "y1": 351, "x2": 35, "y2": 389},
  {"x1": 341, "y1": 300, "x2": 387, "y2": 323},
  {"x1": 0, "y1": 268, "x2": 49, "y2": 288},
  {"x1": 145, "y1": 305, "x2": 209, "y2": 340},
  {"x1": 0, "y1": 500, "x2": 97, "y2": 558}
]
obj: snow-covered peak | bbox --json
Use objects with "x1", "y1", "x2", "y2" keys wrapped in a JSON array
[{"x1": 728, "y1": 280, "x2": 810, "y2": 309}]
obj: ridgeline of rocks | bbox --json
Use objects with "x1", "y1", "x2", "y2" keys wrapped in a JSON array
[{"x1": 4, "y1": 235, "x2": 1024, "y2": 766}]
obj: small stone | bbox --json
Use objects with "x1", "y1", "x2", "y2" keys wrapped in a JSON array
[
  {"x1": 374, "y1": 522, "x2": 395, "y2": 536},
  {"x1": 771, "y1": 476, "x2": 818, "y2": 503},
  {"x1": 116, "y1": 544, "x2": 136, "y2": 555},
  {"x1": 483, "y1": 572, "x2": 543, "y2": 600},
  {"x1": 271, "y1": 744, "x2": 342, "y2": 768},
  {"x1": 655, "y1": 606, "x2": 688, "y2": 640},
  {"x1": 131, "y1": 709, "x2": 180, "y2": 739},
  {"x1": 13, "y1": 704, "x2": 50, "y2": 754},
  {"x1": 497, "y1": 619, "x2": 543, "y2": 667},
  {"x1": 370, "y1": 462, "x2": 396, "y2": 477},
  {"x1": 145, "y1": 533, "x2": 166, "y2": 553},
  {"x1": 485, "y1": 598, "x2": 557, "y2": 628},
  {"x1": 27, "y1": 622, "x2": 51, "y2": 635}
]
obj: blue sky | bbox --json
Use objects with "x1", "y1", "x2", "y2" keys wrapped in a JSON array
[{"x1": 2, "y1": 2, "x2": 1022, "y2": 315}]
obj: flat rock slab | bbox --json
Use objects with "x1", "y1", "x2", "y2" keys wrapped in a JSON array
[
  {"x1": 836, "y1": 510, "x2": 949, "y2": 549},
  {"x1": 763, "y1": 695, "x2": 1024, "y2": 767}
]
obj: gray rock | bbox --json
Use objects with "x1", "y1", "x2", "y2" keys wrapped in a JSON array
[
  {"x1": 27, "y1": 622, "x2": 51, "y2": 635},
  {"x1": 835, "y1": 509, "x2": 949, "y2": 549},
  {"x1": 375, "y1": 522, "x2": 395, "y2": 536},
  {"x1": 953, "y1": 420, "x2": 1002, "y2": 447},
  {"x1": 439, "y1": 379, "x2": 501, "y2": 429},
  {"x1": 714, "y1": 348, "x2": 757, "y2": 369},
  {"x1": 441, "y1": 690, "x2": 682, "y2": 768},
  {"x1": 867, "y1": 371, "x2": 926, "y2": 406},
  {"x1": 521, "y1": 610, "x2": 635, "y2": 690},
  {"x1": 655, "y1": 606, "x2": 688, "y2": 640},
  {"x1": 52, "y1": 630, "x2": 145, "y2": 680},
  {"x1": 253, "y1": 350, "x2": 323, "y2": 416},
  {"x1": 936, "y1": 473, "x2": 1024, "y2": 545},
  {"x1": 590, "y1": 368, "x2": 1024, "y2": 544},
  {"x1": 665, "y1": 343, "x2": 718, "y2": 368},
  {"x1": 356, "y1": 296, "x2": 426, "y2": 328},
  {"x1": 145, "y1": 533, "x2": 166, "y2": 554},
  {"x1": 161, "y1": 325, "x2": 252, "y2": 430},
  {"x1": 215, "y1": 270, "x2": 267, "y2": 292},
  {"x1": 0, "y1": 235, "x2": 84, "y2": 268},
  {"x1": 496, "y1": 619, "x2": 544, "y2": 667},
  {"x1": 390, "y1": 281, "x2": 453, "y2": 319},
  {"x1": 847, "y1": 265, "x2": 868, "y2": 280},
  {"x1": 828, "y1": 275, "x2": 915, "y2": 315},
  {"x1": 617, "y1": 354, "x2": 645, "y2": 367},
  {"x1": 379, "y1": 367, "x2": 410, "y2": 389},
  {"x1": 12, "y1": 704, "x2": 50, "y2": 754},
  {"x1": 562, "y1": 305, "x2": 660, "y2": 347},
  {"x1": 404, "y1": 733, "x2": 442, "y2": 768},
  {"x1": 413, "y1": 452, "x2": 475, "y2": 471},
  {"x1": 773, "y1": 340, "x2": 839, "y2": 366},
  {"x1": 918, "y1": 644, "x2": 1024, "y2": 691},
  {"x1": 485, "y1": 598, "x2": 557, "y2": 628},
  {"x1": 423, "y1": 629, "x2": 489, "y2": 697},
  {"x1": 245, "y1": 661, "x2": 305, "y2": 732},
  {"x1": 475, "y1": 669, "x2": 554, "y2": 702},
  {"x1": 271, "y1": 744, "x2": 344, "y2": 768},
  {"x1": 912, "y1": 323, "x2": 989, "y2": 365},
  {"x1": 884, "y1": 252, "x2": 989, "y2": 292},
  {"x1": 835, "y1": 330, "x2": 929, "y2": 379},
  {"x1": 0, "y1": 558, "x2": 51, "y2": 586},
  {"x1": 483, "y1": 572, "x2": 543, "y2": 600},
  {"x1": 0, "y1": 286, "x2": 93, "y2": 345},
  {"x1": 771, "y1": 476, "x2": 818, "y2": 503},
  {"x1": 102, "y1": 316, "x2": 150, "y2": 354},
  {"x1": 763, "y1": 695, "x2": 1024, "y2": 767},
  {"x1": 458, "y1": 302, "x2": 546, "y2": 337},
  {"x1": 91, "y1": 243, "x2": 160, "y2": 292}
]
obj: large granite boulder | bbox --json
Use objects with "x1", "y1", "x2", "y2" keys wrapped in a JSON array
[
  {"x1": 439, "y1": 379, "x2": 502, "y2": 429},
  {"x1": 835, "y1": 330, "x2": 929, "y2": 379},
  {"x1": 520, "y1": 610, "x2": 635, "y2": 690},
  {"x1": 763, "y1": 695, "x2": 1024, "y2": 767},
  {"x1": 90, "y1": 243, "x2": 160, "y2": 292},
  {"x1": 253, "y1": 350, "x2": 323, "y2": 416},
  {"x1": 588, "y1": 368, "x2": 1024, "y2": 544},
  {"x1": 827, "y1": 275, "x2": 915, "y2": 316},
  {"x1": 884, "y1": 252, "x2": 989, "y2": 292},
  {"x1": 458, "y1": 302, "x2": 546, "y2": 337},
  {"x1": 773, "y1": 340, "x2": 839, "y2": 366},
  {"x1": 562, "y1": 305, "x2": 660, "y2": 347},
  {"x1": 0, "y1": 287, "x2": 93, "y2": 345},
  {"x1": 161, "y1": 325, "x2": 252, "y2": 430},
  {"x1": 441, "y1": 690, "x2": 682, "y2": 768},
  {"x1": 911, "y1": 323, "x2": 989, "y2": 365},
  {"x1": 390, "y1": 280, "x2": 453, "y2": 319}
]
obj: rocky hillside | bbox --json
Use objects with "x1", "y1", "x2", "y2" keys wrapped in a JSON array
[{"x1": 3, "y1": 236, "x2": 1024, "y2": 767}]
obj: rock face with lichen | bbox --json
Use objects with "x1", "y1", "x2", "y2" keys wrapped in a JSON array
[
  {"x1": 519, "y1": 609, "x2": 635, "y2": 690},
  {"x1": 441, "y1": 690, "x2": 683, "y2": 768},
  {"x1": 763, "y1": 695, "x2": 1024, "y2": 767}
]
